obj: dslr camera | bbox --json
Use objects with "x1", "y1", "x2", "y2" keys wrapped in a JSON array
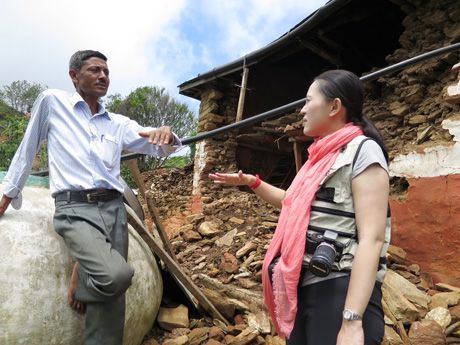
[{"x1": 306, "y1": 230, "x2": 345, "y2": 277}]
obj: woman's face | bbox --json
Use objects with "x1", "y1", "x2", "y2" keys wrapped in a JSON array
[{"x1": 300, "y1": 81, "x2": 335, "y2": 137}]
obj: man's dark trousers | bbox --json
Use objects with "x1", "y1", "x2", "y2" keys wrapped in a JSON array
[{"x1": 53, "y1": 194, "x2": 134, "y2": 345}]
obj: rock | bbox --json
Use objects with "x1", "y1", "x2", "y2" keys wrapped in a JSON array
[
  {"x1": 227, "y1": 298, "x2": 250, "y2": 311},
  {"x1": 272, "y1": 336, "x2": 285, "y2": 345},
  {"x1": 229, "y1": 217, "x2": 245, "y2": 225},
  {"x1": 255, "y1": 335, "x2": 265, "y2": 344},
  {"x1": 445, "y1": 82, "x2": 460, "y2": 104},
  {"x1": 186, "y1": 213, "x2": 205, "y2": 224},
  {"x1": 143, "y1": 339, "x2": 160, "y2": 345},
  {"x1": 389, "y1": 102, "x2": 410, "y2": 117},
  {"x1": 236, "y1": 241, "x2": 258, "y2": 258},
  {"x1": 192, "y1": 262, "x2": 207, "y2": 271},
  {"x1": 430, "y1": 292, "x2": 460, "y2": 309},
  {"x1": 215, "y1": 229, "x2": 238, "y2": 247},
  {"x1": 188, "y1": 327, "x2": 209, "y2": 345},
  {"x1": 384, "y1": 270, "x2": 430, "y2": 309},
  {"x1": 395, "y1": 270, "x2": 420, "y2": 284},
  {"x1": 220, "y1": 253, "x2": 239, "y2": 274},
  {"x1": 408, "y1": 320, "x2": 446, "y2": 345},
  {"x1": 225, "y1": 335, "x2": 236, "y2": 344},
  {"x1": 202, "y1": 288, "x2": 236, "y2": 319},
  {"x1": 247, "y1": 311, "x2": 271, "y2": 334},
  {"x1": 408, "y1": 115, "x2": 427, "y2": 125},
  {"x1": 446, "y1": 321, "x2": 460, "y2": 336},
  {"x1": 208, "y1": 326, "x2": 225, "y2": 341},
  {"x1": 163, "y1": 335, "x2": 189, "y2": 345},
  {"x1": 450, "y1": 304, "x2": 460, "y2": 322},
  {"x1": 387, "y1": 245, "x2": 407, "y2": 264},
  {"x1": 415, "y1": 126, "x2": 434, "y2": 144},
  {"x1": 425, "y1": 307, "x2": 452, "y2": 330},
  {"x1": 419, "y1": 272, "x2": 434, "y2": 291},
  {"x1": 261, "y1": 221, "x2": 277, "y2": 229},
  {"x1": 182, "y1": 230, "x2": 202, "y2": 242},
  {"x1": 198, "y1": 221, "x2": 222, "y2": 236},
  {"x1": 170, "y1": 328, "x2": 191, "y2": 337},
  {"x1": 238, "y1": 278, "x2": 259, "y2": 289},
  {"x1": 233, "y1": 313, "x2": 244, "y2": 325},
  {"x1": 382, "y1": 326, "x2": 404, "y2": 345},
  {"x1": 227, "y1": 324, "x2": 246, "y2": 335},
  {"x1": 444, "y1": 22, "x2": 460, "y2": 39},
  {"x1": 435, "y1": 283, "x2": 460, "y2": 293},
  {"x1": 206, "y1": 339, "x2": 223, "y2": 345},
  {"x1": 382, "y1": 283, "x2": 420, "y2": 324},
  {"x1": 177, "y1": 224, "x2": 194, "y2": 233},
  {"x1": 227, "y1": 327, "x2": 259, "y2": 345},
  {"x1": 157, "y1": 305, "x2": 189, "y2": 331}
]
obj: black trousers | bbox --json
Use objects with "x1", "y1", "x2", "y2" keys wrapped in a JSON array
[{"x1": 287, "y1": 276, "x2": 384, "y2": 345}]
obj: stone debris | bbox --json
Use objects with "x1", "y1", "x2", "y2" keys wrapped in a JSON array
[
  {"x1": 157, "y1": 305, "x2": 190, "y2": 331},
  {"x1": 143, "y1": 165, "x2": 460, "y2": 345},
  {"x1": 140, "y1": 1, "x2": 460, "y2": 342}
]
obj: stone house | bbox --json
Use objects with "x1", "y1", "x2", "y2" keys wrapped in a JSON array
[{"x1": 178, "y1": 0, "x2": 460, "y2": 285}]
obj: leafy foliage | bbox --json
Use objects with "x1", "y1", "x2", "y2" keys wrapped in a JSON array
[
  {"x1": 0, "y1": 113, "x2": 28, "y2": 170},
  {"x1": 0, "y1": 80, "x2": 47, "y2": 113}
]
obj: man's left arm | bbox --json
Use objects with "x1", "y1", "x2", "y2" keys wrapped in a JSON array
[{"x1": 122, "y1": 118, "x2": 181, "y2": 157}]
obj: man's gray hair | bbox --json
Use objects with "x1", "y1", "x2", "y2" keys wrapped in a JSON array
[{"x1": 69, "y1": 50, "x2": 107, "y2": 71}]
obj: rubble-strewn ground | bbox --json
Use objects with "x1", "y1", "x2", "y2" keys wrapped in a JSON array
[{"x1": 139, "y1": 166, "x2": 460, "y2": 345}]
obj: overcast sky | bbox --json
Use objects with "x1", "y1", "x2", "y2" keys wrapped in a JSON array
[{"x1": 0, "y1": 0, "x2": 327, "y2": 113}]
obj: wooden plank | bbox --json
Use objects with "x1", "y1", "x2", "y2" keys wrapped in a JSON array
[
  {"x1": 126, "y1": 207, "x2": 230, "y2": 325},
  {"x1": 236, "y1": 67, "x2": 249, "y2": 122},
  {"x1": 125, "y1": 159, "x2": 178, "y2": 262},
  {"x1": 293, "y1": 142, "x2": 303, "y2": 173}
]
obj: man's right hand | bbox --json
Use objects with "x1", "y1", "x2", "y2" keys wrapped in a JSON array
[{"x1": 0, "y1": 195, "x2": 12, "y2": 217}]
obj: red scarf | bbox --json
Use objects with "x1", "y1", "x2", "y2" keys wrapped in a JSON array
[{"x1": 262, "y1": 124, "x2": 363, "y2": 338}]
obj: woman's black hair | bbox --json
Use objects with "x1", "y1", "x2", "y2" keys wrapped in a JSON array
[{"x1": 314, "y1": 69, "x2": 389, "y2": 162}]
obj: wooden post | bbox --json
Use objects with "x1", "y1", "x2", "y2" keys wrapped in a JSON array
[
  {"x1": 125, "y1": 159, "x2": 178, "y2": 263},
  {"x1": 293, "y1": 142, "x2": 303, "y2": 173},
  {"x1": 236, "y1": 67, "x2": 249, "y2": 122}
]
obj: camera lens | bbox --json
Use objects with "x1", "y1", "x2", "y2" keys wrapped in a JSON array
[{"x1": 309, "y1": 242, "x2": 337, "y2": 277}]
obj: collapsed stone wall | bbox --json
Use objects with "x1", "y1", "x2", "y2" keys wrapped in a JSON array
[
  {"x1": 364, "y1": 0, "x2": 460, "y2": 158},
  {"x1": 191, "y1": 89, "x2": 239, "y2": 214}
]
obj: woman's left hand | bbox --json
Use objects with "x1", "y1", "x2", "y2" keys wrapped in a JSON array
[{"x1": 336, "y1": 320, "x2": 364, "y2": 345}]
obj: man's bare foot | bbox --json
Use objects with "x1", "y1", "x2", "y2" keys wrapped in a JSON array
[{"x1": 68, "y1": 262, "x2": 86, "y2": 314}]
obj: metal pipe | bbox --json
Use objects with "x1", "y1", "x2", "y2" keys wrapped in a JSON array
[{"x1": 31, "y1": 42, "x2": 460, "y2": 174}]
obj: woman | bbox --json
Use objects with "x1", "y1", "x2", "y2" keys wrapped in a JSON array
[{"x1": 209, "y1": 70, "x2": 390, "y2": 345}]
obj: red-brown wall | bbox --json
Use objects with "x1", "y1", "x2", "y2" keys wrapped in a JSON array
[{"x1": 390, "y1": 175, "x2": 460, "y2": 286}]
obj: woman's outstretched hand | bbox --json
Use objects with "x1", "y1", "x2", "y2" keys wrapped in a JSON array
[{"x1": 209, "y1": 170, "x2": 254, "y2": 186}]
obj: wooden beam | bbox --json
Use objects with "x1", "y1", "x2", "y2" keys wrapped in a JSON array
[
  {"x1": 237, "y1": 141, "x2": 293, "y2": 155},
  {"x1": 126, "y1": 206, "x2": 230, "y2": 325},
  {"x1": 293, "y1": 142, "x2": 303, "y2": 173},
  {"x1": 125, "y1": 159, "x2": 178, "y2": 262},
  {"x1": 297, "y1": 38, "x2": 343, "y2": 67},
  {"x1": 236, "y1": 67, "x2": 249, "y2": 122}
]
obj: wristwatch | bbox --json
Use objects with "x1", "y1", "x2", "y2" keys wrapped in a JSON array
[{"x1": 342, "y1": 308, "x2": 362, "y2": 321}]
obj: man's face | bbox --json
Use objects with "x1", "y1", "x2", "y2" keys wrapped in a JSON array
[{"x1": 69, "y1": 57, "x2": 110, "y2": 99}]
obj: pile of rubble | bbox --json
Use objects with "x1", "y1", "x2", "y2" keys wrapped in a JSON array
[{"x1": 140, "y1": 167, "x2": 460, "y2": 345}]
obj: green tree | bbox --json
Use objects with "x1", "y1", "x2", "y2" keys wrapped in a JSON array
[
  {"x1": 0, "y1": 80, "x2": 47, "y2": 113},
  {"x1": 106, "y1": 86, "x2": 197, "y2": 172},
  {"x1": 0, "y1": 115, "x2": 28, "y2": 170}
]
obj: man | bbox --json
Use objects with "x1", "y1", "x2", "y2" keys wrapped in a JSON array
[{"x1": 0, "y1": 50, "x2": 181, "y2": 345}]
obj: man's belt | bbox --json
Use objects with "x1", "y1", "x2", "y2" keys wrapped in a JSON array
[{"x1": 54, "y1": 189, "x2": 121, "y2": 203}]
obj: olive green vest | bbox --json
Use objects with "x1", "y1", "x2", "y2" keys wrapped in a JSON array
[{"x1": 303, "y1": 135, "x2": 391, "y2": 283}]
